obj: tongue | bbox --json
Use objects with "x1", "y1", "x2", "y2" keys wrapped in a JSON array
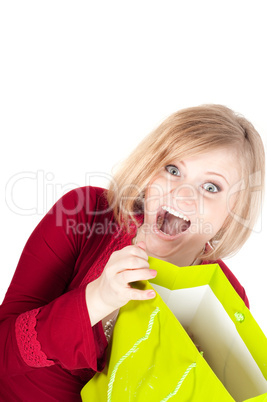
[{"x1": 161, "y1": 212, "x2": 189, "y2": 235}]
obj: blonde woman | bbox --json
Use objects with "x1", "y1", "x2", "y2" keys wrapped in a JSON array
[{"x1": 0, "y1": 105, "x2": 264, "y2": 401}]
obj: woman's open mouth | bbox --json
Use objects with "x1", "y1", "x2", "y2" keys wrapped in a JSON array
[{"x1": 155, "y1": 205, "x2": 191, "y2": 238}]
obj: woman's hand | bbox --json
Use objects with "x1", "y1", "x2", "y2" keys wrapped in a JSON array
[{"x1": 85, "y1": 242, "x2": 157, "y2": 326}]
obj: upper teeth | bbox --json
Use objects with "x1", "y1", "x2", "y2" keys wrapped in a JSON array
[{"x1": 162, "y1": 206, "x2": 190, "y2": 222}]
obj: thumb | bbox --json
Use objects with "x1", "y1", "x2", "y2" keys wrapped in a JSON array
[{"x1": 136, "y1": 241, "x2": 146, "y2": 250}]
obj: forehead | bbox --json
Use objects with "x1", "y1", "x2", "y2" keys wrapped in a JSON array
[
  {"x1": 180, "y1": 147, "x2": 239, "y2": 163},
  {"x1": 173, "y1": 147, "x2": 241, "y2": 183}
]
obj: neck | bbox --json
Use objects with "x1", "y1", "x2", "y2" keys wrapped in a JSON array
[
  {"x1": 132, "y1": 228, "x2": 206, "y2": 267},
  {"x1": 132, "y1": 232, "x2": 204, "y2": 267},
  {"x1": 148, "y1": 251, "x2": 203, "y2": 267}
]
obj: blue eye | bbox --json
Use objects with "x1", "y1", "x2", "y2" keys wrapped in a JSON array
[
  {"x1": 203, "y1": 183, "x2": 220, "y2": 193},
  {"x1": 165, "y1": 165, "x2": 181, "y2": 176}
]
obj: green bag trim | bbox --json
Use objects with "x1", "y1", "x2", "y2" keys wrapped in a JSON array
[
  {"x1": 160, "y1": 362, "x2": 197, "y2": 401},
  {"x1": 108, "y1": 306, "x2": 198, "y2": 402},
  {"x1": 81, "y1": 258, "x2": 267, "y2": 401},
  {"x1": 107, "y1": 307, "x2": 160, "y2": 401},
  {"x1": 148, "y1": 257, "x2": 267, "y2": 379}
]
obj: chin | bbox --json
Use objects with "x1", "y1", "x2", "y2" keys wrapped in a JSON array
[{"x1": 145, "y1": 237, "x2": 179, "y2": 259}]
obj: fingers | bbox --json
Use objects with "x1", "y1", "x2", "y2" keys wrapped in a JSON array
[
  {"x1": 130, "y1": 241, "x2": 148, "y2": 260},
  {"x1": 120, "y1": 266, "x2": 157, "y2": 282},
  {"x1": 129, "y1": 288, "x2": 156, "y2": 301},
  {"x1": 86, "y1": 243, "x2": 157, "y2": 324},
  {"x1": 107, "y1": 245, "x2": 149, "y2": 276},
  {"x1": 100, "y1": 243, "x2": 157, "y2": 309},
  {"x1": 136, "y1": 241, "x2": 146, "y2": 251}
]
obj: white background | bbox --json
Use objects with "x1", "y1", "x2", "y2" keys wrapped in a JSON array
[{"x1": 1, "y1": 1, "x2": 266, "y2": 334}]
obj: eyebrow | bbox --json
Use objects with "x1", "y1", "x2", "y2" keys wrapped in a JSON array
[
  {"x1": 176, "y1": 161, "x2": 230, "y2": 185},
  {"x1": 205, "y1": 172, "x2": 229, "y2": 185}
]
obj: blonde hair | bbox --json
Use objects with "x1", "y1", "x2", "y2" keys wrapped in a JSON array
[{"x1": 107, "y1": 104, "x2": 265, "y2": 261}]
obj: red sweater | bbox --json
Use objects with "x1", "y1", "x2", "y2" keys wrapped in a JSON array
[{"x1": 0, "y1": 186, "x2": 249, "y2": 401}]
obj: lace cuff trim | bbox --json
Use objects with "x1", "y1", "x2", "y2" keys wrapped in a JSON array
[{"x1": 15, "y1": 308, "x2": 55, "y2": 368}]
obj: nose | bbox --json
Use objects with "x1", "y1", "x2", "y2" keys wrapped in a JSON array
[{"x1": 171, "y1": 184, "x2": 198, "y2": 214}]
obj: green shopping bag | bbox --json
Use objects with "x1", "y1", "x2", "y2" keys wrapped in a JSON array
[{"x1": 81, "y1": 258, "x2": 267, "y2": 401}]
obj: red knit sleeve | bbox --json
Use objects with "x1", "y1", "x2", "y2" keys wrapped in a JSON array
[{"x1": 0, "y1": 187, "x2": 107, "y2": 378}]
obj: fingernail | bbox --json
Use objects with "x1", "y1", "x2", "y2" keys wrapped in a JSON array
[
  {"x1": 147, "y1": 291, "x2": 156, "y2": 299},
  {"x1": 151, "y1": 270, "x2": 157, "y2": 277}
]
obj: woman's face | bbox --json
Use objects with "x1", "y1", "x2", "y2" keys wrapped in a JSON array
[{"x1": 139, "y1": 147, "x2": 241, "y2": 266}]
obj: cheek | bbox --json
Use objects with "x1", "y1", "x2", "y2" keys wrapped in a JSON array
[
  {"x1": 202, "y1": 198, "x2": 229, "y2": 231},
  {"x1": 144, "y1": 177, "x2": 171, "y2": 221},
  {"x1": 145, "y1": 177, "x2": 167, "y2": 207},
  {"x1": 143, "y1": 184, "x2": 160, "y2": 219},
  {"x1": 227, "y1": 192, "x2": 238, "y2": 212},
  {"x1": 147, "y1": 173, "x2": 178, "y2": 195}
]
